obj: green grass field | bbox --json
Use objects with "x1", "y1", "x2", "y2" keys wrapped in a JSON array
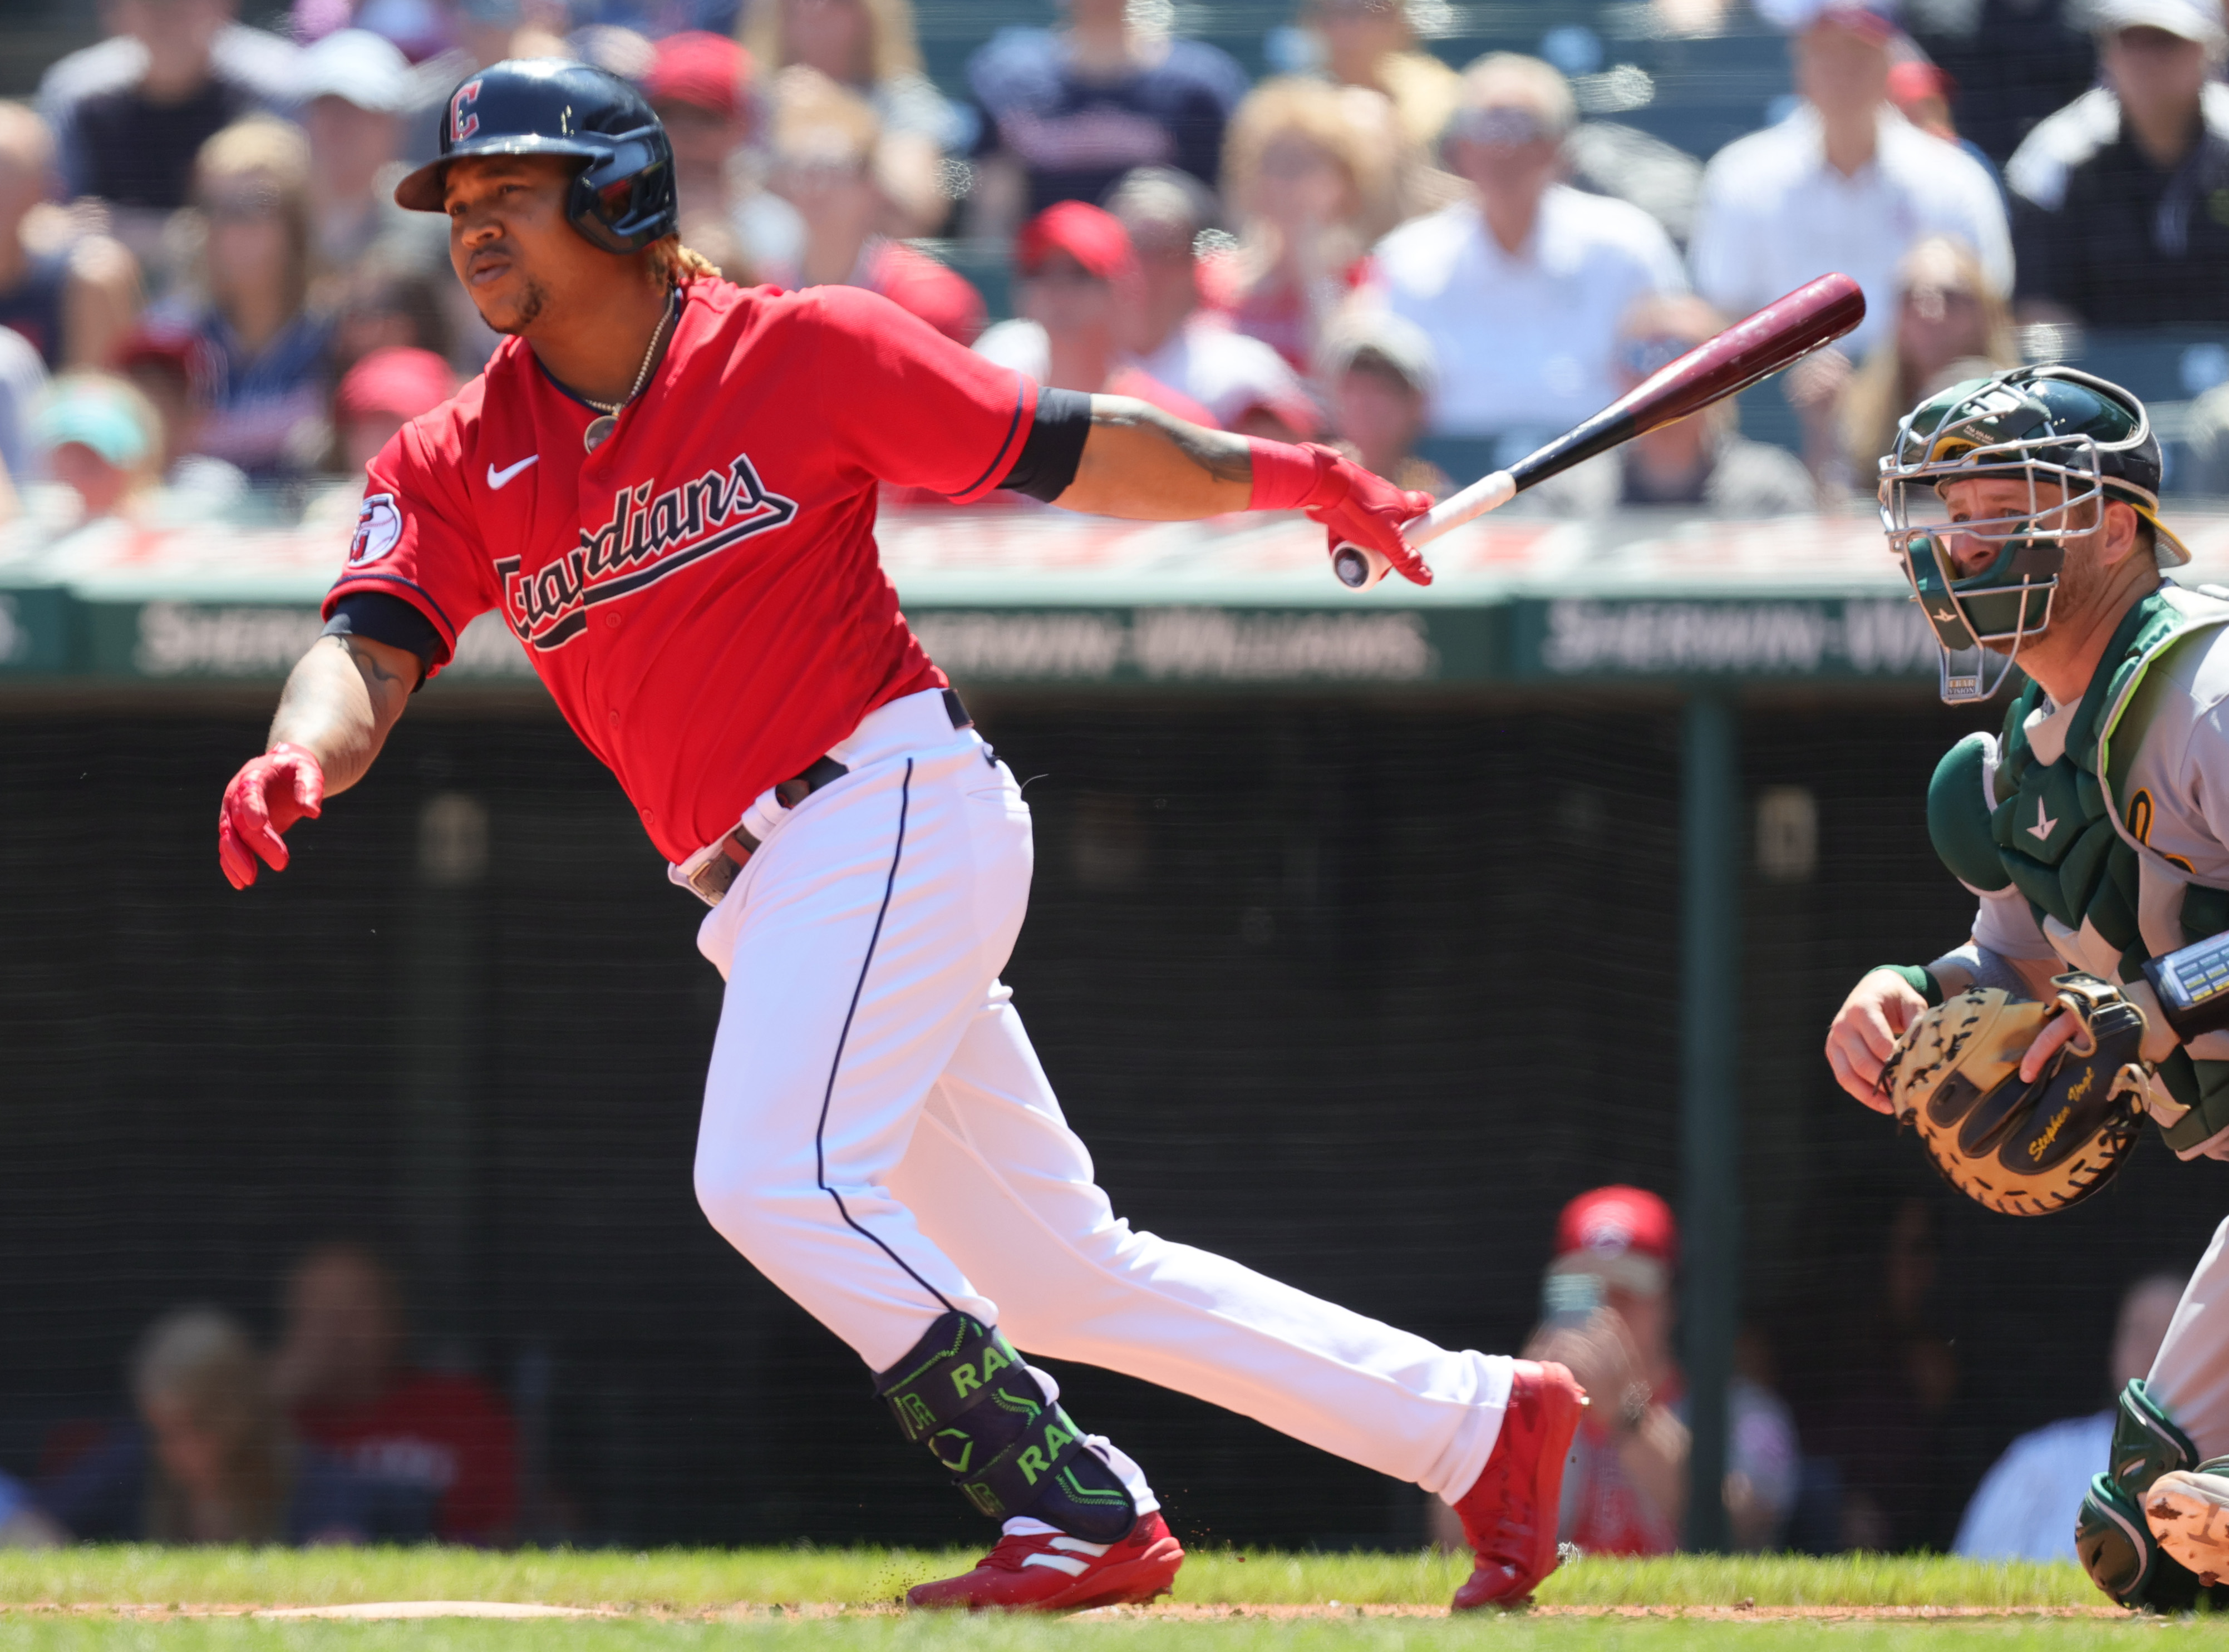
[{"x1": 0, "y1": 1547, "x2": 2207, "y2": 1651}]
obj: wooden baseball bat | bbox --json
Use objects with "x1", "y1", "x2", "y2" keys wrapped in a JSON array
[{"x1": 1331, "y1": 273, "x2": 1867, "y2": 589}]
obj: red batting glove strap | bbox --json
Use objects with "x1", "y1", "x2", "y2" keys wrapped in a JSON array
[
  {"x1": 1251, "y1": 440, "x2": 1436, "y2": 586},
  {"x1": 218, "y1": 742, "x2": 327, "y2": 890}
]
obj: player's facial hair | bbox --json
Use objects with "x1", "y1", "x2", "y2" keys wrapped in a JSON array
[
  {"x1": 490, "y1": 278, "x2": 548, "y2": 336},
  {"x1": 1982, "y1": 500, "x2": 2112, "y2": 655}
]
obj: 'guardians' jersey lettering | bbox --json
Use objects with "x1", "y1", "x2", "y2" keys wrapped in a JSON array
[
  {"x1": 318, "y1": 278, "x2": 1040, "y2": 862},
  {"x1": 498, "y1": 454, "x2": 797, "y2": 650}
]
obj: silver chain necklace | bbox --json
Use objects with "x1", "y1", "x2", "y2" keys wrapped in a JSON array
[{"x1": 582, "y1": 293, "x2": 676, "y2": 453}]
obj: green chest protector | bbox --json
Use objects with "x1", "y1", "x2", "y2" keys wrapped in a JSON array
[{"x1": 1927, "y1": 588, "x2": 2229, "y2": 1156}]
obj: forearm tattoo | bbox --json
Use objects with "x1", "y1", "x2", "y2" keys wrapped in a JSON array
[
  {"x1": 1092, "y1": 400, "x2": 1252, "y2": 485},
  {"x1": 341, "y1": 633, "x2": 412, "y2": 694}
]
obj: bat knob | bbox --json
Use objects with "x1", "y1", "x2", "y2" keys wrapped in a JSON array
[{"x1": 1332, "y1": 543, "x2": 1387, "y2": 590}]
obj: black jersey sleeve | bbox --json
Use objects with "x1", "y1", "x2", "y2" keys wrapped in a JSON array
[
  {"x1": 322, "y1": 591, "x2": 439, "y2": 689},
  {"x1": 998, "y1": 387, "x2": 1093, "y2": 503}
]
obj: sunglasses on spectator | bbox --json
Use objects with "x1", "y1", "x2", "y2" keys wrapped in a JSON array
[
  {"x1": 1450, "y1": 106, "x2": 1556, "y2": 147},
  {"x1": 205, "y1": 185, "x2": 286, "y2": 222},
  {"x1": 774, "y1": 153, "x2": 868, "y2": 186},
  {"x1": 1618, "y1": 334, "x2": 1700, "y2": 378}
]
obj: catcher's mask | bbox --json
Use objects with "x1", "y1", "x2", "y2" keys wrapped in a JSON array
[{"x1": 1879, "y1": 366, "x2": 2188, "y2": 704}]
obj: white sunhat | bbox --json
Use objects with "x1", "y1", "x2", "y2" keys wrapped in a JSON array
[
  {"x1": 297, "y1": 27, "x2": 416, "y2": 114},
  {"x1": 2087, "y1": 0, "x2": 2226, "y2": 47},
  {"x1": 1317, "y1": 310, "x2": 1440, "y2": 397}
]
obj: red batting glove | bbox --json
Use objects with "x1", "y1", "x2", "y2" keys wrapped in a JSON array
[
  {"x1": 218, "y1": 742, "x2": 325, "y2": 890},
  {"x1": 1247, "y1": 439, "x2": 1435, "y2": 586}
]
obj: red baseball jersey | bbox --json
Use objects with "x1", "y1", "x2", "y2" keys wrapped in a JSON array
[
  {"x1": 324, "y1": 278, "x2": 1037, "y2": 863},
  {"x1": 294, "y1": 1370, "x2": 519, "y2": 1545}
]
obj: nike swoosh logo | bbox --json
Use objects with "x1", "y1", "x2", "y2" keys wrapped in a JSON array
[{"x1": 487, "y1": 455, "x2": 539, "y2": 489}]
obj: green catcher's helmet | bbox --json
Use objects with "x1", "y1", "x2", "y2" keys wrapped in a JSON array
[{"x1": 1879, "y1": 365, "x2": 2189, "y2": 703}]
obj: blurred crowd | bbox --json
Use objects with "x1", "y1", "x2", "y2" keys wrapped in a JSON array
[
  {"x1": 1, "y1": 0, "x2": 2227, "y2": 536},
  {"x1": 0, "y1": 1196, "x2": 2176, "y2": 1555},
  {"x1": 1409, "y1": 1186, "x2": 2189, "y2": 1561},
  {"x1": 0, "y1": 1244, "x2": 518, "y2": 1547}
]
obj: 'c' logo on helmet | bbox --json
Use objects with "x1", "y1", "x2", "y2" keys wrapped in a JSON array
[{"x1": 451, "y1": 78, "x2": 483, "y2": 142}]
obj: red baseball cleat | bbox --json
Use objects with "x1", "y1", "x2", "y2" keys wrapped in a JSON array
[
  {"x1": 1449, "y1": 1359, "x2": 1586, "y2": 1611},
  {"x1": 906, "y1": 1510, "x2": 1185, "y2": 1612}
]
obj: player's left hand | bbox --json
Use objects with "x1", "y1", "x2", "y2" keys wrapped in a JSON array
[
  {"x1": 218, "y1": 742, "x2": 325, "y2": 889},
  {"x1": 2017, "y1": 1005, "x2": 2084, "y2": 1085},
  {"x1": 2022, "y1": 978, "x2": 2179, "y2": 1079},
  {"x1": 1295, "y1": 446, "x2": 1435, "y2": 587}
]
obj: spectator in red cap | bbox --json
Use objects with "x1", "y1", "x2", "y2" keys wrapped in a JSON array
[
  {"x1": 1490, "y1": 1186, "x2": 1798, "y2": 1556},
  {"x1": 648, "y1": 31, "x2": 757, "y2": 227},
  {"x1": 331, "y1": 346, "x2": 454, "y2": 477},
  {"x1": 975, "y1": 201, "x2": 1214, "y2": 427},
  {"x1": 113, "y1": 320, "x2": 247, "y2": 507},
  {"x1": 1886, "y1": 58, "x2": 1957, "y2": 142},
  {"x1": 768, "y1": 69, "x2": 983, "y2": 344},
  {"x1": 1105, "y1": 166, "x2": 1318, "y2": 444},
  {"x1": 644, "y1": 29, "x2": 786, "y2": 287},
  {"x1": 1884, "y1": 60, "x2": 2005, "y2": 201}
]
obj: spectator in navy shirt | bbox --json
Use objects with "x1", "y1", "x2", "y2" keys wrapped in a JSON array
[
  {"x1": 965, "y1": 0, "x2": 1248, "y2": 235},
  {"x1": 57, "y1": 0, "x2": 294, "y2": 225},
  {"x1": 39, "y1": 1306, "x2": 399, "y2": 1545},
  {"x1": 156, "y1": 118, "x2": 334, "y2": 480}
]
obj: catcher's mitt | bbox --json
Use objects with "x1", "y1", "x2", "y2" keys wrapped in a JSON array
[{"x1": 1877, "y1": 973, "x2": 2152, "y2": 1216}]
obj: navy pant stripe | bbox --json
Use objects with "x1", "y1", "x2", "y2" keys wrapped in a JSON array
[{"x1": 813, "y1": 758, "x2": 953, "y2": 1312}]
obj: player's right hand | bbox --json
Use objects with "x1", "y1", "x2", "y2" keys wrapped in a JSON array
[
  {"x1": 1825, "y1": 967, "x2": 1928, "y2": 1112},
  {"x1": 1296, "y1": 448, "x2": 1435, "y2": 587},
  {"x1": 218, "y1": 742, "x2": 325, "y2": 889}
]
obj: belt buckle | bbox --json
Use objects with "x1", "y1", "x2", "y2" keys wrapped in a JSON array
[
  {"x1": 686, "y1": 852, "x2": 740, "y2": 905},
  {"x1": 686, "y1": 827, "x2": 758, "y2": 905}
]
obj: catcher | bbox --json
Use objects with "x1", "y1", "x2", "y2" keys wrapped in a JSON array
[{"x1": 1823, "y1": 365, "x2": 2229, "y2": 1608}]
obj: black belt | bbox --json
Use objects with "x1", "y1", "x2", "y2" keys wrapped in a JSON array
[{"x1": 685, "y1": 688, "x2": 972, "y2": 905}]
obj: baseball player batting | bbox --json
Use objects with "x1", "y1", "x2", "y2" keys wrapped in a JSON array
[
  {"x1": 1823, "y1": 364, "x2": 2229, "y2": 1609},
  {"x1": 215, "y1": 61, "x2": 1582, "y2": 1612}
]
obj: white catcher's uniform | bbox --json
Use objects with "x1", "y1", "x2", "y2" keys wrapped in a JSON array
[{"x1": 678, "y1": 688, "x2": 1515, "y2": 1513}]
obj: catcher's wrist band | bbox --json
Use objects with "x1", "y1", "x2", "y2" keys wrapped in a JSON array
[
  {"x1": 2142, "y1": 934, "x2": 2229, "y2": 1043},
  {"x1": 1874, "y1": 963, "x2": 1942, "y2": 1006}
]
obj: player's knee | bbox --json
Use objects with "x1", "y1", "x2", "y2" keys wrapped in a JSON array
[{"x1": 691, "y1": 1150, "x2": 796, "y2": 1259}]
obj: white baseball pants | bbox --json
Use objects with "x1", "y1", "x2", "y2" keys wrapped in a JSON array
[
  {"x1": 686, "y1": 688, "x2": 1512, "y2": 1512},
  {"x1": 2149, "y1": 1215, "x2": 2229, "y2": 1461}
]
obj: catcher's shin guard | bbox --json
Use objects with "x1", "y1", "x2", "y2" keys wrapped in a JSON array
[
  {"x1": 876, "y1": 1311, "x2": 1138, "y2": 1542},
  {"x1": 2075, "y1": 1378, "x2": 2229, "y2": 1610}
]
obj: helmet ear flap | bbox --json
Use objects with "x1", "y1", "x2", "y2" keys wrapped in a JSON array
[{"x1": 564, "y1": 126, "x2": 677, "y2": 254}]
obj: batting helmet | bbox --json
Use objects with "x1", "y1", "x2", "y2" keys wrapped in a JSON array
[{"x1": 393, "y1": 58, "x2": 678, "y2": 254}]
